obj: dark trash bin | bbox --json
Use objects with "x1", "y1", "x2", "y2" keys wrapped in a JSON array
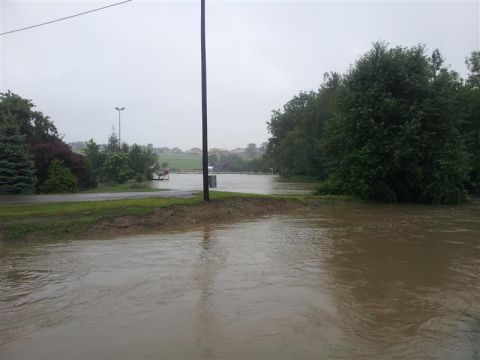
[{"x1": 208, "y1": 175, "x2": 217, "y2": 188}]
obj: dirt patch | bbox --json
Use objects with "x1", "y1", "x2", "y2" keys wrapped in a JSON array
[{"x1": 82, "y1": 198, "x2": 309, "y2": 239}]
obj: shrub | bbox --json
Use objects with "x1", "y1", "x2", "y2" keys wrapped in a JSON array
[{"x1": 40, "y1": 159, "x2": 78, "y2": 193}]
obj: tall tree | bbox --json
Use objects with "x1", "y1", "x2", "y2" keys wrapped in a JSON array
[
  {"x1": 83, "y1": 139, "x2": 106, "y2": 185},
  {"x1": 128, "y1": 144, "x2": 158, "y2": 180},
  {"x1": 267, "y1": 72, "x2": 341, "y2": 179},
  {"x1": 106, "y1": 128, "x2": 119, "y2": 153},
  {"x1": 463, "y1": 51, "x2": 480, "y2": 193},
  {"x1": 325, "y1": 43, "x2": 469, "y2": 203},
  {"x1": 0, "y1": 115, "x2": 36, "y2": 194},
  {"x1": 0, "y1": 91, "x2": 59, "y2": 141}
]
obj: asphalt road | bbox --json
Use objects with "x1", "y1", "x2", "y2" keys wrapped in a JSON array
[{"x1": 0, "y1": 190, "x2": 197, "y2": 205}]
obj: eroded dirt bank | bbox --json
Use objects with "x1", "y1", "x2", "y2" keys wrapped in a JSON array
[
  {"x1": 87, "y1": 198, "x2": 310, "y2": 239},
  {"x1": 1, "y1": 197, "x2": 320, "y2": 244}
]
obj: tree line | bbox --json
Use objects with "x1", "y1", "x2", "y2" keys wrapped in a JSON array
[
  {"x1": 266, "y1": 42, "x2": 480, "y2": 203},
  {"x1": 0, "y1": 91, "x2": 159, "y2": 194}
]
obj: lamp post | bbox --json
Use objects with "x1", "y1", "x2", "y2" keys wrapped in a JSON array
[
  {"x1": 201, "y1": 0, "x2": 209, "y2": 202},
  {"x1": 115, "y1": 107, "x2": 125, "y2": 148}
]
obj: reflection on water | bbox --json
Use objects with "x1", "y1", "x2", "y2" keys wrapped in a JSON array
[
  {"x1": 1, "y1": 200, "x2": 480, "y2": 358},
  {"x1": 149, "y1": 173, "x2": 318, "y2": 194}
]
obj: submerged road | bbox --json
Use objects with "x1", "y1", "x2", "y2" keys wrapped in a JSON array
[{"x1": 0, "y1": 190, "x2": 197, "y2": 205}]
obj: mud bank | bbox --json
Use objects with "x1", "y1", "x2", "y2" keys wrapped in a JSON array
[
  {"x1": 0, "y1": 195, "x2": 324, "y2": 244},
  {"x1": 87, "y1": 198, "x2": 310, "y2": 239}
]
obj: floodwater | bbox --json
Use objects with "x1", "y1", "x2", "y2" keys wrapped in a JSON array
[
  {"x1": 0, "y1": 174, "x2": 316, "y2": 205},
  {"x1": 1, "y1": 200, "x2": 480, "y2": 358},
  {"x1": 149, "y1": 173, "x2": 318, "y2": 194}
]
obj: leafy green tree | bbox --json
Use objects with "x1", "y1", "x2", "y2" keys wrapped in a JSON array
[
  {"x1": 267, "y1": 72, "x2": 341, "y2": 179},
  {"x1": 463, "y1": 51, "x2": 480, "y2": 193},
  {"x1": 0, "y1": 115, "x2": 36, "y2": 194},
  {"x1": 83, "y1": 139, "x2": 106, "y2": 184},
  {"x1": 466, "y1": 51, "x2": 480, "y2": 87},
  {"x1": 209, "y1": 153, "x2": 248, "y2": 172},
  {"x1": 324, "y1": 43, "x2": 469, "y2": 203},
  {"x1": 0, "y1": 91, "x2": 59, "y2": 141},
  {"x1": 102, "y1": 151, "x2": 133, "y2": 184},
  {"x1": 128, "y1": 144, "x2": 159, "y2": 180},
  {"x1": 40, "y1": 159, "x2": 78, "y2": 193},
  {"x1": 121, "y1": 142, "x2": 130, "y2": 153}
]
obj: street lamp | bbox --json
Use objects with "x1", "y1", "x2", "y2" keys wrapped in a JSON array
[{"x1": 115, "y1": 107, "x2": 125, "y2": 147}]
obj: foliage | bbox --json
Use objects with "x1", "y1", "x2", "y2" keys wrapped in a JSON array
[
  {"x1": 106, "y1": 129, "x2": 120, "y2": 153},
  {"x1": 209, "y1": 153, "x2": 248, "y2": 172},
  {"x1": 267, "y1": 72, "x2": 341, "y2": 178},
  {"x1": 268, "y1": 43, "x2": 474, "y2": 203},
  {"x1": 83, "y1": 139, "x2": 105, "y2": 185},
  {"x1": 246, "y1": 154, "x2": 275, "y2": 174},
  {"x1": 326, "y1": 43, "x2": 468, "y2": 203},
  {"x1": 0, "y1": 115, "x2": 36, "y2": 194},
  {"x1": 102, "y1": 151, "x2": 133, "y2": 184},
  {"x1": 128, "y1": 144, "x2": 159, "y2": 180},
  {"x1": 29, "y1": 139, "x2": 93, "y2": 190},
  {"x1": 0, "y1": 91, "x2": 59, "y2": 141},
  {"x1": 463, "y1": 51, "x2": 480, "y2": 193},
  {"x1": 40, "y1": 159, "x2": 78, "y2": 193}
]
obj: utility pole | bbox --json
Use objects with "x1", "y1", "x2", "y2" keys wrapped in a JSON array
[
  {"x1": 115, "y1": 107, "x2": 125, "y2": 148},
  {"x1": 201, "y1": 0, "x2": 209, "y2": 201}
]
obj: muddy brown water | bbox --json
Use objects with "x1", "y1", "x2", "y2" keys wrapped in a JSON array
[{"x1": 1, "y1": 200, "x2": 479, "y2": 358}]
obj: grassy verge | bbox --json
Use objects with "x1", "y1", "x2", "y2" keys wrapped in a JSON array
[
  {"x1": 156, "y1": 153, "x2": 202, "y2": 170},
  {"x1": 0, "y1": 192, "x2": 350, "y2": 244},
  {"x1": 81, "y1": 181, "x2": 166, "y2": 193}
]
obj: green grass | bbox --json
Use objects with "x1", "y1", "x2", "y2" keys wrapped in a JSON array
[
  {"x1": 0, "y1": 196, "x2": 202, "y2": 242},
  {"x1": 156, "y1": 153, "x2": 202, "y2": 170},
  {"x1": 0, "y1": 197, "x2": 199, "y2": 219},
  {"x1": 0, "y1": 192, "x2": 351, "y2": 243},
  {"x1": 81, "y1": 181, "x2": 166, "y2": 193}
]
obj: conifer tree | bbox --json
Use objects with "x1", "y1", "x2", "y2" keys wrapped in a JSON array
[{"x1": 0, "y1": 115, "x2": 36, "y2": 194}]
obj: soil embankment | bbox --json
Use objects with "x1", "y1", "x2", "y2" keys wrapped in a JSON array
[
  {"x1": 0, "y1": 195, "x2": 328, "y2": 244},
  {"x1": 88, "y1": 197, "x2": 307, "y2": 238}
]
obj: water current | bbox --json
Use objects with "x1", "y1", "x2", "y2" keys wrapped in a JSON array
[{"x1": 1, "y1": 200, "x2": 479, "y2": 358}]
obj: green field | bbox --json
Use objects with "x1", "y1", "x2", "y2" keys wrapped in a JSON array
[{"x1": 156, "y1": 153, "x2": 202, "y2": 170}]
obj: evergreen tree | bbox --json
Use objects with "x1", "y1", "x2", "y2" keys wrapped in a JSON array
[
  {"x1": 106, "y1": 127, "x2": 119, "y2": 153},
  {"x1": 0, "y1": 115, "x2": 36, "y2": 194}
]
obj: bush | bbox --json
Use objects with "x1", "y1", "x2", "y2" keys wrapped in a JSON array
[
  {"x1": 135, "y1": 173, "x2": 145, "y2": 182},
  {"x1": 29, "y1": 139, "x2": 93, "y2": 190},
  {"x1": 102, "y1": 151, "x2": 133, "y2": 184},
  {"x1": 40, "y1": 159, "x2": 78, "y2": 193}
]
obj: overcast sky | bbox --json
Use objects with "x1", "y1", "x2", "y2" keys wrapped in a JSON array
[{"x1": 1, "y1": 0, "x2": 479, "y2": 150}]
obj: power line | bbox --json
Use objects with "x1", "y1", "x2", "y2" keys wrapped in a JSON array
[{"x1": 0, "y1": 0, "x2": 132, "y2": 36}]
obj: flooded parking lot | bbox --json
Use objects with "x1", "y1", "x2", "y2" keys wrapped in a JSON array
[
  {"x1": 1, "y1": 200, "x2": 479, "y2": 358},
  {"x1": 150, "y1": 173, "x2": 318, "y2": 195}
]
